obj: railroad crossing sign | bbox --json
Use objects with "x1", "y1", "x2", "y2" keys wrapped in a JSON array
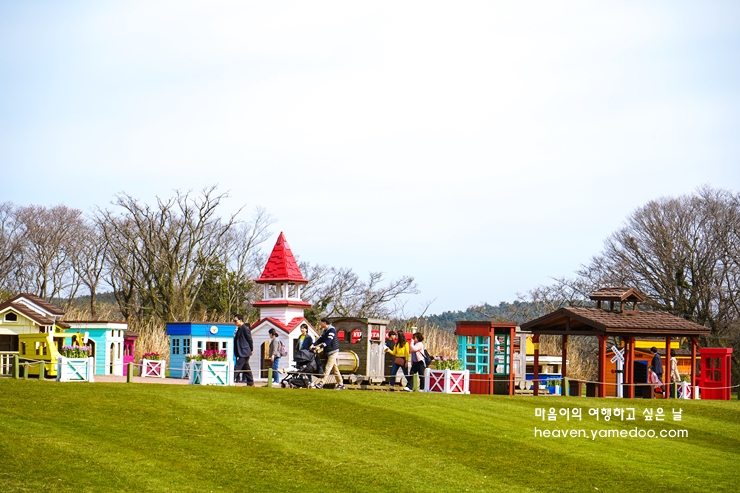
[
  {"x1": 610, "y1": 345, "x2": 624, "y2": 364},
  {"x1": 610, "y1": 345, "x2": 625, "y2": 398}
]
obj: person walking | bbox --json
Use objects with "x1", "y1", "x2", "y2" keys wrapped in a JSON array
[
  {"x1": 407, "y1": 332, "x2": 426, "y2": 391},
  {"x1": 650, "y1": 346, "x2": 664, "y2": 395},
  {"x1": 311, "y1": 318, "x2": 345, "y2": 390},
  {"x1": 385, "y1": 330, "x2": 397, "y2": 352},
  {"x1": 669, "y1": 349, "x2": 680, "y2": 381},
  {"x1": 233, "y1": 314, "x2": 254, "y2": 386},
  {"x1": 297, "y1": 323, "x2": 313, "y2": 351},
  {"x1": 268, "y1": 328, "x2": 281, "y2": 386},
  {"x1": 670, "y1": 349, "x2": 680, "y2": 398},
  {"x1": 385, "y1": 331, "x2": 410, "y2": 391}
]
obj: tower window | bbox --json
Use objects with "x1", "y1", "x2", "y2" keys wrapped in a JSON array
[{"x1": 268, "y1": 284, "x2": 281, "y2": 298}]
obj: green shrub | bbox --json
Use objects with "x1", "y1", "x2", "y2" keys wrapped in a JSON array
[{"x1": 432, "y1": 358, "x2": 463, "y2": 370}]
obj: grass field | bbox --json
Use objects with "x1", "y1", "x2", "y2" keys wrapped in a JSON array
[{"x1": 1, "y1": 379, "x2": 739, "y2": 492}]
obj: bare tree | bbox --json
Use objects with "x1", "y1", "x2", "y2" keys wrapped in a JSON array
[
  {"x1": 97, "y1": 186, "x2": 241, "y2": 323},
  {"x1": 519, "y1": 186, "x2": 740, "y2": 380},
  {"x1": 99, "y1": 214, "x2": 145, "y2": 322},
  {"x1": 301, "y1": 263, "x2": 419, "y2": 319},
  {"x1": 0, "y1": 202, "x2": 24, "y2": 296},
  {"x1": 217, "y1": 207, "x2": 275, "y2": 317},
  {"x1": 14, "y1": 204, "x2": 84, "y2": 302},
  {"x1": 578, "y1": 187, "x2": 739, "y2": 332},
  {"x1": 70, "y1": 220, "x2": 108, "y2": 318}
]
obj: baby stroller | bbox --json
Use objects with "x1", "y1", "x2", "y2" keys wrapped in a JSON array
[{"x1": 280, "y1": 349, "x2": 322, "y2": 388}]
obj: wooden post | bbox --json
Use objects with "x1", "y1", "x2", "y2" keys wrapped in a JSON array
[
  {"x1": 413, "y1": 372, "x2": 420, "y2": 392},
  {"x1": 24, "y1": 362, "x2": 29, "y2": 380},
  {"x1": 39, "y1": 362, "x2": 45, "y2": 380},
  {"x1": 488, "y1": 332, "x2": 495, "y2": 395},
  {"x1": 127, "y1": 363, "x2": 133, "y2": 383},
  {"x1": 267, "y1": 368, "x2": 273, "y2": 387},
  {"x1": 508, "y1": 326, "x2": 515, "y2": 396},
  {"x1": 13, "y1": 354, "x2": 19, "y2": 379},
  {"x1": 561, "y1": 334, "x2": 568, "y2": 398},
  {"x1": 533, "y1": 334, "x2": 540, "y2": 396},
  {"x1": 598, "y1": 335, "x2": 607, "y2": 398},
  {"x1": 626, "y1": 337, "x2": 635, "y2": 399}
]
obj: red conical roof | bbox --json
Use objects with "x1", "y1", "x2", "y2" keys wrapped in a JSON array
[{"x1": 255, "y1": 232, "x2": 308, "y2": 283}]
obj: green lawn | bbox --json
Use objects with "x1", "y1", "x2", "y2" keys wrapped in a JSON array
[{"x1": 1, "y1": 379, "x2": 738, "y2": 492}]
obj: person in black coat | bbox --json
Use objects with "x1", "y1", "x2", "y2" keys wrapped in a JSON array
[
  {"x1": 650, "y1": 346, "x2": 663, "y2": 391},
  {"x1": 233, "y1": 314, "x2": 254, "y2": 386}
]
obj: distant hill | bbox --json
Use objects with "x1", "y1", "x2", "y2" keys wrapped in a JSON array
[{"x1": 420, "y1": 301, "x2": 542, "y2": 331}]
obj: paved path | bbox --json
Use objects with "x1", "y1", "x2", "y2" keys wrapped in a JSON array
[
  {"x1": 92, "y1": 375, "x2": 275, "y2": 386},
  {"x1": 94, "y1": 375, "x2": 191, "y2": 384}
]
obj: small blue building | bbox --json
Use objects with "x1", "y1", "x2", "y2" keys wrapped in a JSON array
[
  {"x1": 66, "y1": 321, "x2": 128, "y2": 376},
  {"x1": 166, "y1": 322, "x2": 235, "y2": 378}
]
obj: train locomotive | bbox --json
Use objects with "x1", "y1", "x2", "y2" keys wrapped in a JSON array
[{"x1": 324, "y1": 317, "x2": 395, "y2": 385}]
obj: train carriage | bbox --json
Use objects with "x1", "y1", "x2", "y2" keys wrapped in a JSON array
[{"x1": 331, "y1": 317, "x2": 390, "y2": 385}]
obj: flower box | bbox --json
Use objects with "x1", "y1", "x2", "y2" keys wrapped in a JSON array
[
  {"x1": 189, "y1": 359, "x2": 233, "y2": 386},
  {"x1": 142, "y1": 359, "x2": 166, "y2": 378},
  {"x1": 57, "y1": 356, "x2": 95, "y2": 382},
  {"x1": 424, "y1": 368, "x2": 469, "y2": 394}
]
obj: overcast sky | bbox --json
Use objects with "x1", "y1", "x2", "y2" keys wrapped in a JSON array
[{"x1": 1, "y1": 2, "x2": 739, "y2": 314}]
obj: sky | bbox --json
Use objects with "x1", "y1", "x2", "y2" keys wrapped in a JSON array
[{"x1": 1, "y1": 1, "x2": 739, "y2": 315}]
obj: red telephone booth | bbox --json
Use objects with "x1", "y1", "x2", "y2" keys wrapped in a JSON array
[
  {"x1": 699, "y1": 348, "x2": 733, "y2": 400},
  {"x1": 455, "y1": 321, "x2": 516, "y2": 395}
]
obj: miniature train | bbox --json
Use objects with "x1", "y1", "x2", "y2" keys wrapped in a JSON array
[{"x1": 326, "y1": 317, "x2": 408, "y2": 385}]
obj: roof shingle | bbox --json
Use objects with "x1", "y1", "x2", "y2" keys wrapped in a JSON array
[
  {"x1": 521, "y1": 307, "x2": 710, "y2": 337},
  {"x1": 255, "y1": 232, "x2": 307, "y2": 283}
]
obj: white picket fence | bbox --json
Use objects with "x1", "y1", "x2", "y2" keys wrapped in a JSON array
[
  {"x1": 57, "y1": 356, "x2": 95, "y2": 382},
  {"x1": 0, "y1": 352, "x2": 16, "y2": 376}
]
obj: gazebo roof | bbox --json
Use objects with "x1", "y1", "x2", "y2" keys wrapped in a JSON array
[
  {"x1": 589, "y1": 286, "x2": 645, "y2": 303},
  {"x1": 520, "y1": 306, "x2": 710, "y2": 337}
]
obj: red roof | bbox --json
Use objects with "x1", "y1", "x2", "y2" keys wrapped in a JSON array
[
  {"x1": 251, "y1": 316, "x2": 312, "y2": 334},
  {"x1": 255, "y1": 232, "x2": 307, "y2": 283}
]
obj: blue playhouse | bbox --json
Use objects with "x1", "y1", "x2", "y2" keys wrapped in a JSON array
[{"x1": 166, "y1": 322, "x2": 236, "y2": 378}]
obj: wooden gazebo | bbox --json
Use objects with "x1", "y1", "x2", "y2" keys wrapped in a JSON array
[{"x1": 520, "y1": 287, "x2": 711, "y2": 398}]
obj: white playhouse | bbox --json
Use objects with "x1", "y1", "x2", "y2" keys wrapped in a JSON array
[
  {"x1": 66, "y1": 321, "x2": 128, "y2": 376},
  {"x1": 249, "y1": 232, "x2": 318, "y2": 382}
]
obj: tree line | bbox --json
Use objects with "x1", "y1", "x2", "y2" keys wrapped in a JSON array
[
  {"x1": 0, "y1": 186, "x2": 417, "y2": 341},
  {"x1": 526, "y1": 186, "x2": 740, "y2": 381},
  {"x1": 410, "y1": 186, "x2": 740, "y2": 381},
  {"x1": 4, "y1": 184, "x2": 739, "y2": 378}
]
